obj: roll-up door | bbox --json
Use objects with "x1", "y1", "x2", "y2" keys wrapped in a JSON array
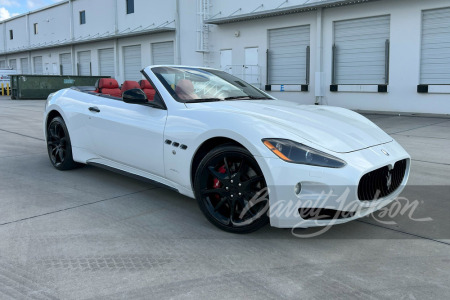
[
  {"x1": 151, "y1": 41, "x2": 174, "y2": 65},
  {"x1": 99, "y1": 48, "x2": 114, "y2": 77},
  {"x1": 33, "y1": 56, "x2": 43, "y2": 74},
  {"x1": 20, "y1": 58, "x2": 30, "y2": 74},
  {"x1": 123, "y1": 45, "x2": 142, "y2": 81},
  {"x1": 268, "y1": 25, "x2": 310, "y2": 85},
  {"x1": 421, "y1": 8, "x2": 450, "y2": 84},
  {"x1": 333, "y1": 15, "x2": 390, "y2": 85},
  {"x1": 9, "y1": 59, "x2": 16, "y2": 70},
  {"x1": 77, "y1": 51, "x2": 91, "y2": 76},
  {"x1": 60, "y1": 53, "x2": 72, "y2": 75}
]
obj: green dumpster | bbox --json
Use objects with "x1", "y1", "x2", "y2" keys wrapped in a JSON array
[{"x1": 10, "y1": 75, "x2": 110, "y2": 100}]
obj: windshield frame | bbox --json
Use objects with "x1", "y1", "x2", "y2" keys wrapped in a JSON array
[{"x1": 151, "y1": 66, "x2": 275, "y2": 103}]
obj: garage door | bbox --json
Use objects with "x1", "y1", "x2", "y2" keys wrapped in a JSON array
[
  {"x1": 123, "y1": 45, "x2": 142, "y2": 81},
  {"x1": 152, "y1": 41, "x2": 174, "y2": 65},
  {"x1": 268, "y1": 25, "x2": 310, "y2": 85},
  {"x1": 99, "y1": 48, "x2": 115, "y2": 77},
  {"x1": 20, "y1": 58, "x2": 30, "y2": 74},
  {"x1": 78, "y1": 51, "x2": 91, "y2": 76},
  {"x1": 60, "y1": 53, "x2": 72, "y2": 75},
  {"x1": 9, "y1": 59, "x2": 16, "y2": 70},
  {"x1": 33, "y1": 56, "x2": 43, "y2": 74},
  {"x1": 334, "y1": 15, "x2": 390, "y2": 85},
  {"x1": 421, "y1": 8, "x2": 450, "y2": 84}
]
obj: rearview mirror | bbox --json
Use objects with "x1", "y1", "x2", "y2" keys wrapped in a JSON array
[{"x1": 123, "y1": 88, "x2": 148, "y2": 104}]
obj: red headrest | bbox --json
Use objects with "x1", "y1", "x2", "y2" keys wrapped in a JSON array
[
  {"x1": 121, "y1": 80, "x2": 140, "y2": 92},
  {"x1": 98, "y1": 78, "x2": 119, "y2": 89},
  {"x1": 139, "y1": 80, "x2": 153, "y2": 90}
]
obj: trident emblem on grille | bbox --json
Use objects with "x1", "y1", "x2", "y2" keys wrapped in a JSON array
[{"x1": 386, "y1": 171, "x2": 393, "y2": 190}]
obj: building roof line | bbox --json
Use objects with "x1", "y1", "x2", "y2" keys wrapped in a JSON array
[
  {"x1": 205, "y1": 0, "x2": 380, "y2": 25},
  {"x1": 0, "y1": 0, "x2": 69, "y2": 24}
]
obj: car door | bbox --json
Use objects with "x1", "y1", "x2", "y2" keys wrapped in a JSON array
[{"x1": 87, "y1": 97, "x2": 167, "y2": 177}]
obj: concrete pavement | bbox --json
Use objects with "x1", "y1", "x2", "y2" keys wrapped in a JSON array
[{"x1": 0, "y1": 98, "x2": 449, "y2": 299}]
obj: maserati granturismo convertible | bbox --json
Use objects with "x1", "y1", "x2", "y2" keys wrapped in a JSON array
[{"x1": 44, "y1": 66, "x2": 410, "y2": 233}]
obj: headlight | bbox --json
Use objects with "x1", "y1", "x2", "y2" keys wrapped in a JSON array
[{"x1": 262, "y1": 138, "x2": 346, "y2": 168}]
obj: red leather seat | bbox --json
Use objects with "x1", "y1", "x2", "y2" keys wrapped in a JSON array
[
  {"x1": 121, "y1": 80, "x2": 140, "y2": 94},
  {"x1": 95, "y1": 78, "x2": 122, "y2": 98},
  {"x1": 139, "y1": 80, "x2": 155, "y2": 101}
]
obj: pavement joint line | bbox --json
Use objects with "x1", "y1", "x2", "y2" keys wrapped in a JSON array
[
  {"x1": 0, "y1": 187, "x2": 157, "y2": 227},
  {"x1": 389, "y1": 119, "x2": 450, "y2": 135},
  {"x1": 0, "y1": 152, "x2": 44, "y2": 159},
  {"x1": 411, "y1": 159, "x2": 450, "y2": 166},
  {"x1": 0, "y1": 105, "x2": 45, "y2": 112},
  {"x1": 0, "y1": 109, "x2": 44, "y2": 114},
  {"x1": 0, "y1": 128, "x2": 45, "y2": 141},
  {"x1": 356, "y1": 220, "x2": 450, "y2": 246},
  {"x1": 392, "y1": 133, "x2": 450, "y2": 141},
  {"x1": 432, "y1": 124, "x2": 450, "y2": 128}
]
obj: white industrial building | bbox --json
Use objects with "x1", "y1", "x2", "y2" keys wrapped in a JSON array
[{"x1": 0, "y1": 0, "x2": 449, "y2": 114}]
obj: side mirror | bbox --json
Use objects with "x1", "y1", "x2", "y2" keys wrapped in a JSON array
[{"x1": 123, "y1": 88, "x2": 148, "y2": 104}]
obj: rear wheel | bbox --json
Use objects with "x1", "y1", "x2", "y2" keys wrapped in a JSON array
[
  {"x1": 46, "y1": 116, "x2": 79, "y2": 170},
  {"x1": 194, "y1": 145, "x2": 270, "y2": 233}
]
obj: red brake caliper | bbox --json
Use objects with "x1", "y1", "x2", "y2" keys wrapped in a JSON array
[{"x1": 213, "y1": 165, "x2": 227, "y2": 199}]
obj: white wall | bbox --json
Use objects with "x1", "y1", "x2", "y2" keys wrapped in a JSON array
[
  {"x1": 72, "y1": 0, "x2": 115, "y2": 39},
  {"x1": 207, "y1": 0, "x2": 450, "y2": 113},
  {"x1": 320, "y1": 0, "x2": 450, "y2": 114},
  {"x1": 28, "y1": 3, "x2": 71, "y2": 48},
  {"x1": 117, "y1": 0, "x2": 176, "y2": 32},
  {"x1": 0, "y1": 0, "x2": 449, "y2": 114},
  {"x1": 0, "y1": 0, "x2": 179, "y2": 82},
  {"x1": 4, "y1": 16, "x2": 28, "y2": 52},
  {"x1": 178, "y1": 0, "x2": 204, "y2": 66},
  {"x1": 114, "y1": 32, "x2": 175, "y2": 83},
  {"x1": 208, "y1": 11, "x2": 318, "y2": 103}
]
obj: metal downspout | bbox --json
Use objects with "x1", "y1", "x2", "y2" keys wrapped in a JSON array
[
  {"x1": 315, "y1": 7, "x2": 324, "y2": 105},
  {"x1": 69, "y1": 0, "x2": 76, "y2": 75},
  {"x1": 26, "y1": 13, "x2": 32, "y2": 73},
  {"x1": 176, "y1": 0, "x2": 181, "y2": 64},
  {"x1": 114, "y1": 0, "x2": 119, "y2": 80}
]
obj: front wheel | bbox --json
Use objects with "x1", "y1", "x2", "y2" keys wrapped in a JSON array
[
  {"x1": 46, "y1": 116, "x2": 80, "y2": 170},
  {"x1": 194, "y1": 145, "x2": 270, "y2": 233}
]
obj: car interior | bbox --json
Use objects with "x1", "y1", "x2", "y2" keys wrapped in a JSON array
[
  {"x1": 87, "y1": 78, "x2": 157, "y2": 101},
  {"x1": 72, "y1": 76, "x2": 203, "y2": 105}
]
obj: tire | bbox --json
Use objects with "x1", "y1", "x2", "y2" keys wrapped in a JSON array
[
  {"x1": 194, "y1": 145, "x2": 270, "y2": 233},
  {"x1": 46, "y1": 116, "x2": 80, "y2": 170}
]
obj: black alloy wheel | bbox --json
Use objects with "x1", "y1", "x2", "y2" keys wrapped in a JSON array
[
  {"x1": 46, "y1": 116, "x2": 79, "y2": 170},
  {"x1": 194, "y1": 145, "x2": 269, "y2": 233}
]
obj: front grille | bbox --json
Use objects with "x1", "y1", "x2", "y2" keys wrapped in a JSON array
[
  {"x1": 299, "y1": 208, "x2": 356, "y2": 220},
  {"x1": 358, "y1": 159, "x2": 407, "y2": 201}
]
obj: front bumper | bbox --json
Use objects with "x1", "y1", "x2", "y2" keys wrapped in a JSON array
[{"x1": 255, "y1": 140, "x2": 411, "y2": 228}]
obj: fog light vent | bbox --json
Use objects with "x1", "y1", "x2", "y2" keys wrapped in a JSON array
[{"x1": 294, "y1": 182, "x2": 302, "y2": 195}]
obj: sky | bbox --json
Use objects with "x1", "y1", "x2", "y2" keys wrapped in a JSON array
[{"x1": 0, "y1": 0, "x2": 61, "y2": 21}]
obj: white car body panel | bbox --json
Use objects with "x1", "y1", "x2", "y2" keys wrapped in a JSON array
[{"x1": 44, "y1": 65, "x2": 410, "y2": 228}]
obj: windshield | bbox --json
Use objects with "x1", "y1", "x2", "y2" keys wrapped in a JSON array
[{"x1": 151, "y1": 66, "x2": 273, "y2": 103}]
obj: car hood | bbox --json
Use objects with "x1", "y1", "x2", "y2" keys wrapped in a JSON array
[{"x1": 185, "y1": 100, "x2": 393, "y2": 153}]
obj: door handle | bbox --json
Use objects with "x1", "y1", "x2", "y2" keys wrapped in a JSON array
[{"x1": 89, "y1": 106, "x2": 100, "y2": 113}]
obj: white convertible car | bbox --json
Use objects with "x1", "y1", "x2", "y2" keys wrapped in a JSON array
[{"x1": 44, "y1": 66, "x2": 410, "y2": 233}]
